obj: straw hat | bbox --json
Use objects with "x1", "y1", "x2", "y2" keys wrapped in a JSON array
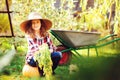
[{"x1": 20, "y1": 12, "x2": 52, "y2": 32}]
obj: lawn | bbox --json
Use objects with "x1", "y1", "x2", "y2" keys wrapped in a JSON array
[{"x1": 0, "y1": 43, "x2": 120, "y2": 80}]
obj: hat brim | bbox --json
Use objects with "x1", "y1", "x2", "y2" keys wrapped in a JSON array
[{"x1": 20, "y1": 19, "x2": 52, "y2": 33}]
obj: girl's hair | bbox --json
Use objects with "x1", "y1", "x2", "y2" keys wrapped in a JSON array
[{"x1": 25, "y1": 20, "x2": 48, "y2": 39}]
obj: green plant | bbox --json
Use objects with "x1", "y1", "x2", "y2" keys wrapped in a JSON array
[{"x1": 34, "y1": 43, "x2": 52, "y2": 79}]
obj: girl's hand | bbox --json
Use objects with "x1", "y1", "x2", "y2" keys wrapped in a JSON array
[
  {"x1": 26, "y1": 54, "x2": 33, "y2": 63},
  {"x1": 49, "y1": 49, "x2": 53, "y2": 53}
]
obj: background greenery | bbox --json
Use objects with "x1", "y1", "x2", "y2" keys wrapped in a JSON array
[{"x1": 1, "y1": 0, "x2": 120, "y2": 80}]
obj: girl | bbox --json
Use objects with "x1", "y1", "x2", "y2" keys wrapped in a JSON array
[{"x1": 20, "y1": 12, "x2": 62, "y2": 76}]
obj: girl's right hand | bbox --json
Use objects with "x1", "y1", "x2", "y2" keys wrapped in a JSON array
[{"x1": 26, "y1": 55, "x2": 33, "y2": 62}]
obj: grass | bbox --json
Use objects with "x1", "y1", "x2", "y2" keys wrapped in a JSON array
[{"x1": 0, "y1": 42, "x2": 120, "y2": 80}]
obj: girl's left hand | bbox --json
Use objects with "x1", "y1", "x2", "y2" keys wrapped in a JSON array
[{"x1": 50, "y1": 49, "x2": 53, "y2": 53}]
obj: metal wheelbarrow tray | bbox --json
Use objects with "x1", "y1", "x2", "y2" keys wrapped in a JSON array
[
  {"x1": 51, "y1": 29, "x2": 101, "y2": 48},
  {"x1": 51, "y1": 29, "x2": 101, "y2": 65}
]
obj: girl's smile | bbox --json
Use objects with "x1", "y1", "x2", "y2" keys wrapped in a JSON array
[{"x1": 32, "y1": 19, "x2": 41, "y2": 31}]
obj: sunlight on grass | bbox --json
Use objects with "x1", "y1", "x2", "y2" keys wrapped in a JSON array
[
  {"x1": 0, "y1": 74, "x2": 40, "y2": 80},
  {"x1": 71, "y1": 44, "x2": 120, "y2": 57},
  {"x1": 71, "y1": 49, "x2": 100, "y2": 57},
  {"x1": 0, "y1": 75, "x2": 15, "y2": 80},
  {"x1": 0, "y1": 41, "x2": 120, "y2": 80}
]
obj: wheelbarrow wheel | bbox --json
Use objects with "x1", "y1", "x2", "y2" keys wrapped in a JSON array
[{"x1": 56, "y1": 45, "x2": 72, "y2": 65}]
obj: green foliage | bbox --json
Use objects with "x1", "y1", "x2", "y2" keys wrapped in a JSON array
[
  {"x1": 34, "y1": 43, "x2": 52, "y2": 79},
  {"x1": 114, "y1": 0, "x2": 120, "y2": 36},
  {"x1": 80, "y1": 0, "x2": 88, "y2": 11},
  {"x1": 77, "y1": 9, "x2": 107, "y2": 32},
  {"x1": 77, "y1": 0, "x2": 115, "y2": 32},
  {"x1": 0, "y1": 0, "x2": 12, "y2": 34},
  {"x1": 11, "y1": 0, "x2": 77, "y2": 34},
  {"x1": 1, "y1": 1, "x2": 120, "y2": 79},
  {"x1": 0, "y1": 0, "x2": 120, "y2": 36},
  {"x1": 0, "y1": 0, "x2": 5, "y2": 10},
  {"x1": 0, "y1": 14, "x2": 10, "y2": 33},
  {"x1": 10, "y1": 0, "x2": 119, "y2": 36},
  {"x1": 0, "y1": 51, "x2": 24, "y2": 75},
  {"x1": 0, "y1": 0, "x2": 12, "y2": 10},
  {"x1": 0, "y1": 38, "x2": 13, "y2": 55}
]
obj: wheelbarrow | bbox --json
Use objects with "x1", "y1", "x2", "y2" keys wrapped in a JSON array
[
  {"x1": 51, "y1": 29, "x2": 120, "y2": 65},
  {"x1": 51, "y1": 29, "x2": 101, "y2": 65}
]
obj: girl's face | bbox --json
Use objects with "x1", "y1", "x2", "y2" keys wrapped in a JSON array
[{"x1": 31, "y1": 19, "x2": 41, "y2": 31}]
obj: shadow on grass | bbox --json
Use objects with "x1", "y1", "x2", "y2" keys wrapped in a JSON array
[{"x1": 67, "y1": 54, "x2": 120, "y2": 80}]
